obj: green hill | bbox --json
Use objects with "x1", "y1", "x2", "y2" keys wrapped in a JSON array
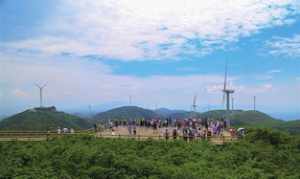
[
  {"x1": 201, "y1": 110, "x2": 243, "y2": 119},
  {"x1": 192, "y1": 110, "x2": 284, "y2": 129},
  {"x1": 274, "y1": 120, "x2": 300, "y2": 134},
  {"x1": 93, "y1": 106, "x2": 160, "y2": 122},
  {"x1": 0, "y1": 107, "x2": 91, "y2": 131},
  {"x1": 230, "y1": 110, "x2": 283, "y2": 128},
  {"x1": 169, "y1": 111, "x2": 201, "y2": 119}
]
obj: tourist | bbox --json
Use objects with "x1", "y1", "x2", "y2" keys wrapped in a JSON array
[
  {"x1": 183, "y1": 128, "x2": 188, "y2": 141},
  {"x1": 165, "y1": 128, "x2": 169, "y2": 140},
  {"x1": 128, "y1": 124, "x2": 132, "y2": 135},
  {"x1": 172, "y1": 128, "x2": 178, "y2": 139},
  {"x1": 133, "y1": 126, "x2": 137, "y2": 136}
]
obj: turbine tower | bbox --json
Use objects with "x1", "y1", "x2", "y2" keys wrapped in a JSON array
[
  {"x1": 191, "y1": 94, "x2": 198, "y2": 112},
  {"x1": 222, "y1": 62, "x2": 234, "y2": 112},
  {"x1": 253, "y1": 96, "x2": 256, "y2": 111},
  {"x1": 129, "y1": 95, "x2": 132, "y2": 106},
  {"x1": 231, "y1": 97, "x2": 234, "y2": 110},
  {"x1": 35, "y1": 83, "x2": 47, "y2": 108}
]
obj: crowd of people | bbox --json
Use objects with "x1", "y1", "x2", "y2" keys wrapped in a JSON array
[{"x1": 94, "y1": 117, "x2": 243, "y2": 140}]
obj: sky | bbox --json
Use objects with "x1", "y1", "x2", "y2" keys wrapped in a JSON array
[{"x1": 0, "y1": 0, "x2": 300, "y2": 118}]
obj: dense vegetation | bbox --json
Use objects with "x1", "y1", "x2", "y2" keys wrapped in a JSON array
[
  {"x1": 0, "y1": 107, "x2": 91, "y2": 131},
  {"x1": 0, "y1": 129, "x2": 299, "y2": 178}
]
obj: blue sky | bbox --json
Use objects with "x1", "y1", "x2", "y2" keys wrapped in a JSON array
[{"x1": 1, "y1": 0, "x2": 300, "y2": 118}]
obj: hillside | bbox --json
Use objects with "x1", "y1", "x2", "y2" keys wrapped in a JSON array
[
  {"x1": 0, "y1": 107, "x2": 91, "y2": 131},
  {"x1": 230, "y1": 110, "x2": 283, "y2": 128},
  {"x1": 201, "y1": 110, "x2": 243, "y2": 119},
  {"x1": 169, "y1": 111, "x2": 201, "y2": 119},
  {"x1": 274, "y1": 120, "x2": 300, "y2": 134},
  {"x1": 94, "y1": 106, "x2": 160, "y2": 121}
]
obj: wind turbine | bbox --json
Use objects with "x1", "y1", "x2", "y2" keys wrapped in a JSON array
[
  {"x1": 35, "y1": 83, "x2": 47, "y2": 108},
  {"x1": 191, "y1": 94, "x2": 198, "y2": 112},
  {"x1": 253, "y1": 96, "x2": 256, "y2": 111},
  {"x1": 129, "y1": 95, "x2": 132, "y2": 106},
  {"x1": 231, "y1": 97, "x2": 234, "y2": 110},
  {"x1": 222, "y1": 61, "x2": 234, "y2": 113}
]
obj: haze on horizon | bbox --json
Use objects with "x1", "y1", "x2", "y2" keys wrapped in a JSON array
[{"x1": 0, "y1": 0, "x2": 300, "y2": 118}]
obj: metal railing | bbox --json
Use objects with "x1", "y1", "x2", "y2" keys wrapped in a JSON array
[{"x1": 0, "y1": 131, "x2": 238, "y2": 144}]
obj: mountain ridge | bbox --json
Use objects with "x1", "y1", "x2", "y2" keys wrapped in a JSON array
[{"x1": 0, "y1": 106, "x2": 91, "y2": 131}]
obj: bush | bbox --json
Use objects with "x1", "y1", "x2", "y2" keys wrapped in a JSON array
[{"x1": 0, "y1": 131, "x2": 299, "y2": 178}]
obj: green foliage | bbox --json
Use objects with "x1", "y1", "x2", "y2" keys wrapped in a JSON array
[
  {"x1": 0, "y1": 130, "x2": 299, "y2": 178},
  {"x1": 0, "y1": 108, "x2": 91, "y2": 131},
  {"x1": 245, "y1": 128, "x2": 292, "y2": 146}
]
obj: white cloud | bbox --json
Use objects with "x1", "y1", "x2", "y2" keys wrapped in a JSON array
[
  {"x1": 267, "y1": 69, "x2": 282, "y2": 74},
  {"x1": 2, "y1": 0, "x2": 300, "y2": 60},
  {"x1": 0, "y1": 53, "x2": 227, "y2": 113},
  {"x1": 266, "y1": 34, "x2": 300, "y2": 57},
  {"x1": 1, "y1": 52, "x2": 299, "y2": 114}
]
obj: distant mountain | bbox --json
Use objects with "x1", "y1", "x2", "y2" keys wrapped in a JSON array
[
  {"x1": 167, "y1": 109, "x2": 243, "y2": 119},
  {"x1": 169, "y1": 111, "x2": 201, "y2": 119},
  {"x1": 0, "y1": 115, "x2": 6, "y2": 121},
  {"x1": 154, "y1": 108, "x2": 187, "y2": 117},
  {"x1": 269, "y1": 112, "x2": 300, "y2": 121},
  {"x1": 274, "y1": 119, "x2": 300, "y2": 134},
  {"x1": 0, "y1": 106, "x2": 91, "y2": 131},
  {"x1": 93, "y1": 106, "x2": 160, "y2": 122}
]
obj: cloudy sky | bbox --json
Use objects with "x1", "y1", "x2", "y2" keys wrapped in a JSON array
[{"x1": 1, "y1": 0, "x2": 300, "y2": 117}]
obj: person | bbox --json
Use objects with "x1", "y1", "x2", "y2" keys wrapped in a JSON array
[
  {"x1": 223, "y1": 118, "x2": 227, "y2": 129},
  {"x1": 165, "y1": 128, "x2": 169, "y2": 140},
  {"x1": 111, "y1": 127, "x2": 116, "y2": 136},
  {"x1": 57, "y1": 127, "x2": 61, "y2": 134},
  {"x1": 229, "y1": 128, "x2": 236, "y2": 137},
  {"x1": 203, "y1": 117, "x2": 209, "y2": 130},
  {"x1": 188, "y1": 128, "x2": 194, "y2": 141},
  {"x1": 226, "y1": 119, "x2": 231, "y2": 128},
  {"x1": 172, "y1": 128, "x2": 178, "y2": 139},
  {"x1": 109, "y1": 121, "x2": 113, "y2": 130},
  {"x1": 183, "y1": 128, "x2": 188, "y2": 141},
  {"x1": 128, "y1": 123, "x2": 132, "y2": 135},
  {"x1": 133, "y1": 126, "x2": 137, "y2": 136}
]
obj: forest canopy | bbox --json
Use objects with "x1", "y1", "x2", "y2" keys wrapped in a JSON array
[{"x1": 0, "y1": 129, "x2": 299, "y2": 179}]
